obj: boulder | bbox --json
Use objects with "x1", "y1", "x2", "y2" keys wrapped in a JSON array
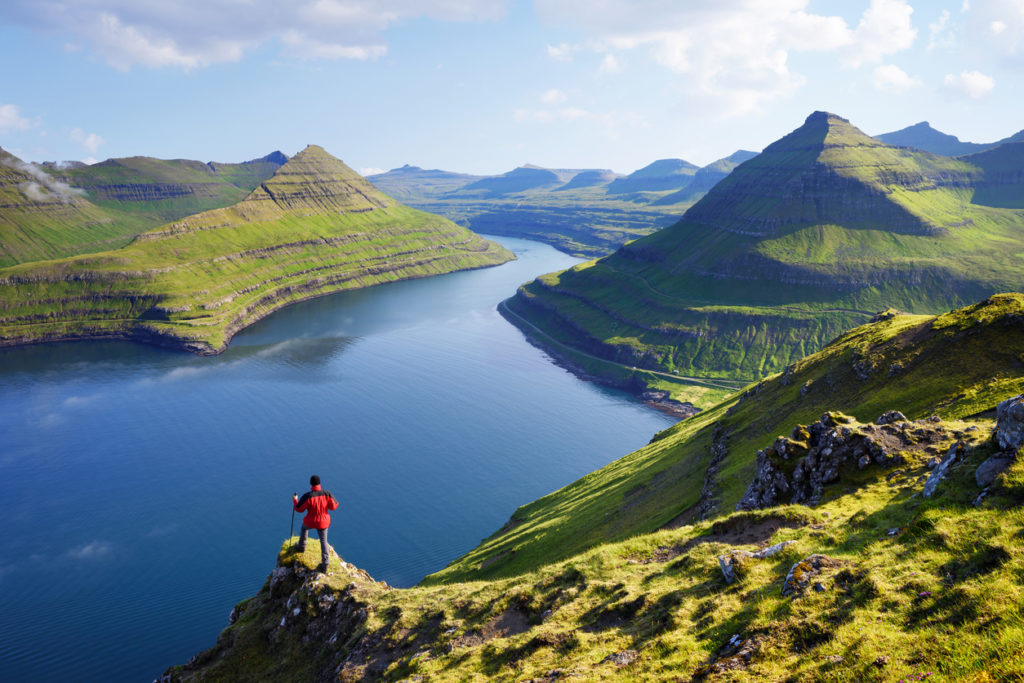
[
  {"x1": 996, "y1": 395, "x2": 1024, "y2": 451},
  {"x1": 922, "y1": 441, "x2": 965, "y2": 498},
  {"x1": 602, "y1": 650, "x2": 638, "y2": 667},
  {"x1": 876, "y1": 410, "x2": 907, "y2": 425},
  {"x1": 975, "y1": 452, "x2": 1017, "y2": 487}
]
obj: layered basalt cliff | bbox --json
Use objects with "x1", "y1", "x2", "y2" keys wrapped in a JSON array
[
  {"x1": 505, "y1": 112, "x2": 1024, "y2": 385},
  {"x1": 0, "y1": 145, "x2": 513, "y2": 354}
]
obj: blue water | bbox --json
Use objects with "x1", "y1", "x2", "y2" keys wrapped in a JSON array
[{"x1": 0, "y1": 236, "x2": 676, "y2": 682}]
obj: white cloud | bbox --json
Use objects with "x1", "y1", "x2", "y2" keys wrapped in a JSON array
[
  {"x1": 559, "y1": 107, "x2": 590, "y2": 120},
  {"x1": 0, "y1": 0, "x2": 508, "y2": 71},
  {"x1": 873, "y1": 63, "x2": 921, "y2": 92},
  {"x1": 0, "y1": 154, "x2": 87, "y2": 203},
  {"x1": 928, "y1": 9, "x2": 955, "y2": 50},
  {"x1": 359, "y1": 167, "x2": 386, "y2": 176},
  {"x1": 70, "y1": 128, "x2": 104, "y2": 154},
  {"x1": 540, "y1": 88, "x2": 568, "y2": 105},
  {"x1": 964, "y1": 0, "x2": 1024, "y2": 57},
  {"x1": 0, "y1": 104, "x2": 31, "y2": 133},
  {"x1": 944, "y1": 69, "x2": 996, "y2": 98},
  {"x1": 546, "y1": 42, "x2": 574, "y2": 60},
  {"x1": 599, "y1": 53, "x2": 622, "y2": 74},
  {"x1": 534, "y1": 0, "x2": 918, "y2": 116},
  {"x1": 842, "y1": 0, "x2": 917, "y2": 67}
]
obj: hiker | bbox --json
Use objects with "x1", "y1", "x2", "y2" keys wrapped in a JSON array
[{"x1": 293, "y1": 475, "x2": 339, "y2": 572}]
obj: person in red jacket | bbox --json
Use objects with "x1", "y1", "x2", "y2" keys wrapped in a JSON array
[{"x1": 293, "y1": 475, "x2": 339, "y2": 573}]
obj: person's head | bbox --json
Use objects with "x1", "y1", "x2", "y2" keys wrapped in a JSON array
[{"x1": 310, "y1": 475, "x2": 320, "y2": 486}]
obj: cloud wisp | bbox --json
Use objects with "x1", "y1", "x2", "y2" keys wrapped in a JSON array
[
  {"x1": 0, "y1": 154, "x2": 87, "y2": 203},
  {"x1": 0, "y1": 0, "x2": 509, "y2": 71}
]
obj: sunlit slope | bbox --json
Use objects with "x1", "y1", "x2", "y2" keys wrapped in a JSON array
[
  {"x1": 54, "y1": 151, "x2": 285, "y2": 226},
  {"x1": 506, "y1": 112, "x2": 1024, "y2": 381},
  {"x1": 0, "y1": 145, "x2": 513, "y2": 353},
  {"x1": 432, "y1": 293, "x2": 1024, "y2": 583},
  {"x1": 0, "y1": 149, "x2": 285, "y2": 266},
  {"x1": 0, "y1": 148, "x2": 126, "y2": 266}
]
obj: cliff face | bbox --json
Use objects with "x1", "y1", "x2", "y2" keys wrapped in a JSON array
[
  {"x1": 505, "y1": 112, "x2": 1024, "y2": 385},
  {"x1": 0, "y1": 145, "x2": 513, "y2": 354}
]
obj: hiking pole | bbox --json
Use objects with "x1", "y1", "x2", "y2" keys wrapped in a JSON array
[{"x1": 290, "y1": 492, "x2": 297, "y2": 549}]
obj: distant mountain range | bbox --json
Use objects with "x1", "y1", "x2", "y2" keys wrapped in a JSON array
[
  {"x1": 369, "y1": 151, "x2": 758, "y2": 257},
  {"x1": 875, "y1": 120, "x2": 1024, "y2": 156},
  {"x1": 504, "y1": 111, "x2": 1024, "y2": 404}
]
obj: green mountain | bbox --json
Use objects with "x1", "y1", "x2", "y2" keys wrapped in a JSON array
[
  {"x1": 166, "y1": 293, "x2": 1024, "y2": 682},
  {"x1": 652, "y1": 150, "x2": 758, "y2": 205},
  {"x1": 455, "y1": 165, "x2": 562, "y2": 197},
  {"x1": 962, "y1": 142, "x2": 1024, "y2": 208},
  {"x1": 0, "y1": 148, "x2": 285, "y2": 267},
  {"x1": 362, "y1": 164, "x2": 482, "y2": 202},
  {"x1": 53, "y1": 151, "x2": 286, "y2": 225},
  {"x1": 0, "y1": 147, "x2": 125, "y2": 266},
  {"x1": 876, "y1": 120, "x2": 1024, "y2": 157},
  {"x1": 0, "y1": 145, "x2": 512, "y2": 354},
  {"x1": 502, "y1": 111, "x2": 1024, "y2": 407}
]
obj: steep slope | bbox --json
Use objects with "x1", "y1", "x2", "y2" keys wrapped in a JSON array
[
  {"x1": 436, "y1": 292, "x2": 1024, "y2": 582},
  {"x1": 168, "y1": 293, "x2": 1024, "y2": 682},
  {"x1": 0, "y1": 145, "x2": 512, "y2": 354},
  {"x1": 0, "y1": 148, "x2": 127, "y2": 265},
  {"x1": 504, "y1": 112, "x2": 1024, "y2": 395},
  {"x1": 0, "y1": 149, "x2": 285, "y2": 267},
  {"x1": 962, "y1": 142, "x2": 1024, "y2": 208}
]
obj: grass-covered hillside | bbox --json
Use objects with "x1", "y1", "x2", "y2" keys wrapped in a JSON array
[
  {"x1": 166, "y1": 294, "x2": 1024, "y2": 682},
  {"x1": 505, "y1": 112, "x2": 1024, "y2": 400},
  {"x1": 54, "y1": 151, "x2": 286, "y2": 227},
  {"x1": 0, "y1": 145, "x2": 512, "y2": 354},
  {"x1": 369, "y1": 152, "x2": 756, "y2": 258},
  {"x1": 0, "y1": 148, "x2": 284, "y2": 267}
]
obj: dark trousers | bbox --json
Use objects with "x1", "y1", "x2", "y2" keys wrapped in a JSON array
[{"x1": 298, "y1": 525, "x2": 330, "y2": 564}]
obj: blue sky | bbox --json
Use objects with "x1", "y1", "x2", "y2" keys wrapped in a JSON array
[{"x1": 0, "y1": 0, "x2": 1021, "y2": 175}]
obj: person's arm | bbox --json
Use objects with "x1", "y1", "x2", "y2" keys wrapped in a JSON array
[
  {"x1": 327, "y1": 493, "x2": 339, "y2": 511},
  {"x1": 294, "y1": 493, "x2": 309, "y2": 512}
]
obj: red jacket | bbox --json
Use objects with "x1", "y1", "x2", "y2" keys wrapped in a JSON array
[{"x1": 294, "y1": 485, "x2": 339, "y2": 529}]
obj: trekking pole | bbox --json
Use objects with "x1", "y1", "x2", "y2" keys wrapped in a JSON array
[{"x1": 290, "y1": 492, "x2": 297, "y2": 549}]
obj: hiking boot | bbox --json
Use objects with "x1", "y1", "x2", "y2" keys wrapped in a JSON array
[
  {"x1": 295, "y1": 544, "x2": 306, "y2": 553},
  {"x1": 316, "y1": 561, "x2": 329, "y2": 574}
]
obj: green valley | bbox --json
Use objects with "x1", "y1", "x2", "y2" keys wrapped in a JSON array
[
  {"x1": 0, "y1": 145, "x2": 512, "y2": 354},
  {"x1": 369, "y1": 152, "x2": 756, "y2": 258},
  {"x1": 503, "y1": 112, "x2": 1024, "y2": 407}
]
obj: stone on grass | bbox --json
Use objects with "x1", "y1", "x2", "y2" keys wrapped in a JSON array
[
  {"x1": 922, "y1": 441, "x2": 965, "y2": 498},
  {"x1": 975, "y1": 452, "x2": 1017, "y2": 487},
  {"x1": 996, "y1": 395, "x2": 1024, "y2": 451},
  {"x1": 602, "y1": 650, "x2": 638, "y2": 667}
]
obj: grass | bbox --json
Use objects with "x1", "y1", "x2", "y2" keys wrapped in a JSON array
[
  {"x1": 0, "y1": 145, "x2": 512, "y2": 354},
  {"x1": 0, "y1": 148, "x2": 283, "y2": 267},
  {"x1": 172, "y1": 435, "x2": 1024, "y2": 681}
]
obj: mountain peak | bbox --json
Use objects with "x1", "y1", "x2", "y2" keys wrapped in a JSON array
[{"x1": 246, "y1": 144, "x2": 393, "y2": 212}]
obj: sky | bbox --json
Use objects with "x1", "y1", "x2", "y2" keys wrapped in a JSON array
[{"x1": 0, "y1": 0, "x2": 1021, "y2": 175}]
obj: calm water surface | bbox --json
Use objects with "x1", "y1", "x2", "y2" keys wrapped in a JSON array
[{"x1": 0, "y1": 236, "x2": 676, "y2": 682}]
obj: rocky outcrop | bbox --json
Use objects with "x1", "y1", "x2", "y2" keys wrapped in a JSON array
[
  {"x1": 996, "y1": 394, "x2": 1024, "y2": 451},
  {"x1": 737, "y1": 412, "x2": 915, "y2": 509},
  {"x1": 922, "y1": 441, "x2": 966, "y2": 498}
]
